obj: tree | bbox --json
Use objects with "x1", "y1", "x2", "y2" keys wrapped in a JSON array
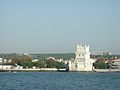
[
  {"x1": 55, "y1": 62, "x2": 65, "y2": 69},
  {"x1": 34, "y1": 61, "x2": 45, "y2": 68},
  {"x1": 93, "y1": 57, "x2": 108, "y2": 69},
  {"x1": 11, "y1": 55, "x2": 34, "y2": 68},
  {"x1": 46, "y1": 59, "x2": 65, "y2": 69},
  {"x1": 46, "y1": 59, "x2": 56, "y2": 68}
]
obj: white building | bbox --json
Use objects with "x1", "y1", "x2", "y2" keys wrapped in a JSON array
[
  {"x1": 0, "y1": 58, "x2": 3, "y2": 63},
  {"x1": 0, "y1": 65, "x2": 13, "y2": 69},
  {"x1": 47, "y1": 57, "x2": 55, "y2": 60},
  {"x1": 68, "y1": 44, "x2": 95, "y2": 71},
  {"x1": 14, "y1": 64, "x2": 23, "y2": 69},
  {"x1": 56, "y1": 59, "x2": 64, "y2": 62},
  {"x1": 3, "y1": 59, "x2": 7, "y2": 63},
  {"x1": 32, "y1": 59, "x2": 39, "y2": 62}
]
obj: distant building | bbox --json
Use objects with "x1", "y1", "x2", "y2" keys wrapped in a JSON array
[
  {"x1": 68, "y1": 44, "x2": 95, "y2": 71},
  {"x1": 0, "y1": 65, "x2": 13, "y2": 69},
  {"x1": 3, "y1": 59, "x2": 7, "y2": 63},
  {"x1": 91, "y1": 51, "x2": 104, "y2": 55},
  {"x1": 14, "y1": 64, "x2": 23, "y2": 69},
  {"x1": 109, "y1": 59, "x2": 120, "y2": 69},
  {"x1": 103, "y1": 52, "x2": 111, "y2": 56},
  {"x1": 8, "y1": 59, "x2": 12, "y2": 63},
  {"x1": 32, "y1": 59, "x2": 39, "y2": 62},
  {"x1": 0, "y1": 58, "x2": 3, "y2": 63},
  {"x1": 56, "y1": 58, "x2": 64, "y2": 62},
  {"x1": 47, "y1": 57, "x2": 55, "y2": 60},
  {"x1": 91, "y1": 51, "x2": 111, "y2": 56}
]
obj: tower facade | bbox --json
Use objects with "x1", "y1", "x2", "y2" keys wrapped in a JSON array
[{"x1": 68, "y1": 44, "x2": 94, "y2": 71}]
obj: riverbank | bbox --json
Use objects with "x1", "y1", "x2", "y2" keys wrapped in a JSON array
[
  {"x1": 93, "y1": 69, "x2": 120, "y2": 72},
  {"x1": 0, "y1": 68, "x2": 120, "y2": 72},
  {"x1": 0, "y1": 68, "x2": 66, "y2": 72}
]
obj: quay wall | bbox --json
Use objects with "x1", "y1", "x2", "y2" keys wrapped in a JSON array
[
  {"x1": 93, "y1": 69, "x2": 120, "y2": 72},
  {"x1": 0, "y1": 68, "x2": 66, "y2": 72}
]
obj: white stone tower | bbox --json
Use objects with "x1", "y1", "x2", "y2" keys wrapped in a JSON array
[{"x1": 68, "y1": 44, "x2": 94, "y2": 71}]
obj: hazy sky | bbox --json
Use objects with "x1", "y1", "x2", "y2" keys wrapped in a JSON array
[{"x1": 0, "y1": 0, "x2": 120, "y2": 54}]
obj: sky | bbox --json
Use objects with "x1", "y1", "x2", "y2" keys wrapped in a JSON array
[{"x1": 0, "y1": 0, "x2": 120, "y2": 54}]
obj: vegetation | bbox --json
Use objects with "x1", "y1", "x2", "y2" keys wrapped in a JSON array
[
  {"x1": 34, "y1": 61, "x2": 45, "y2": 68},
  {"x1": 10, "y1": 55, "x2": 65, "y2": 69},
  {"x1": 93, "y1": 57, "x2": 108, "y2": 69},
  {"x1": 11, "y1": 55, "x2": 33, "y2": 68},
  {"x1": 46, "y1": 59, "x2": 64, "y2": 69}
]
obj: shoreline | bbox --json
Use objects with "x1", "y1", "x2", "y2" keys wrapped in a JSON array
[
  {"x1": 0, "y1": 68, "x2": 120, "y2": 72},
  {"x1": 0, "y1": 68, "x2": 66, "y2": 72},
  {"x1": 93, "y1": 69, "x2": 120, "y2": 72}
]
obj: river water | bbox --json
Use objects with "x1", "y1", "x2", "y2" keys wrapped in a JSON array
[{"x1": 0, "y1": 72, "x2": 120, "y2": 90}]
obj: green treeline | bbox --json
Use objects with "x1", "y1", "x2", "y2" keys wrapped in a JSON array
[
  {"x1": 11, "y1": 55, "x2": 65, "y2": 69},
  {"x1": 93, "y1": 57, "x2": 109, "y2": 69}
]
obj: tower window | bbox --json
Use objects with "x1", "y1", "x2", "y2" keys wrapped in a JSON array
[{"x1": 76, "y1": 65, "x2": 77, "y2": 68}]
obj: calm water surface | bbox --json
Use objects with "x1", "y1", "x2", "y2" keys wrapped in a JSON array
[{"x1": 0, "y1": 72, "x2": 120, "y2": 90}]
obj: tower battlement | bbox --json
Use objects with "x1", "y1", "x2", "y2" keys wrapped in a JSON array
[{"x1": 76, "y1": 44, "x2": 89, "y2": 52}]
